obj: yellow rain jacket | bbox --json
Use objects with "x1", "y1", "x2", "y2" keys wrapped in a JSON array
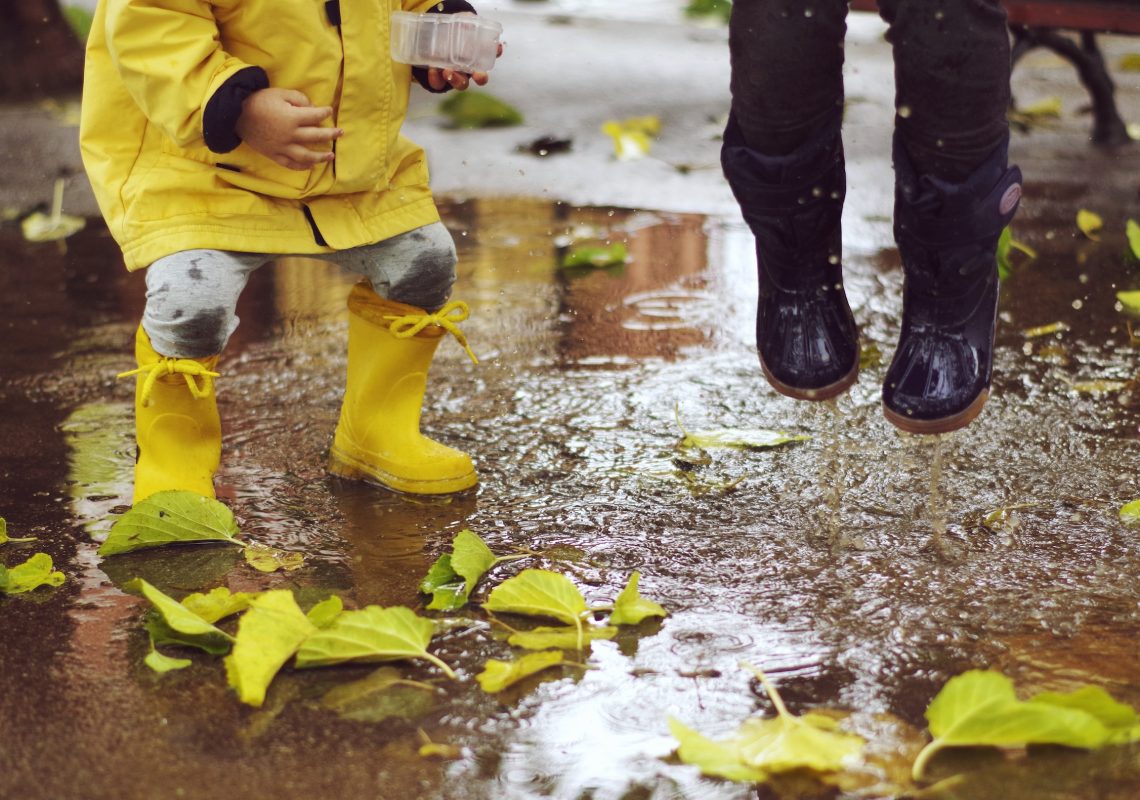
[{"x1": 80, "y1": 0, "x2": 447, "y2": 271}]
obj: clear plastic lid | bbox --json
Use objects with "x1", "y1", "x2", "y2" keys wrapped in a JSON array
[{"x1": 390, "y1": 11, "x2": 502, "y2": 73}]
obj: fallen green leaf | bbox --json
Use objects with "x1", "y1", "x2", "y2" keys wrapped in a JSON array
[
  {"x1": 484, "y1": 569, "x2": 588, "y2": 649},
  {"x1": 1030, "y1": 685, "x2": 1140, "y2": 743},
  {"x1": 224, "y1": 590, "x2": 317, "y2": 707},
  {"x1": 420, "y1": 553, "x2": 467, "y2": 611},
  {"x1": 0, "y1": 519, "x2": 36, "y2": 544},
  {"x1": 1126, "y1": 219, "x2": 1140, "y2": 260},
  {"x1": 451, "y1": 528, "x2": 496, "y2": 597},
  {"x1": 320, "y1": 666, "x2": 435, "y2": 723},
  {"x1": 420, "y1": 530, "x2": 507, "y2": 610},
  {"x1": 669, "y1": 718, "x2": 771, "y2": 784},
  {"x1": 1022, "y1": 321, "x2": 1070, "y2": 338},
  {"x1": 476, "y1": 650, "x2": 566, "y2": 693},
  {"x1": 1119, "y1": 499, "x2": 1140, "y2": 525},
  {"x1": 243, "y1": 542, "x2": 304, "y2": 573},
  {"x1": 127, "y1": 578, "x2": 234, "y2": 655},
  {"x1": 295, "y1": 605, "x2": 455, "y2": 678},
  {"x1": 0, "y1": 553, "x2": 65, "y2": 594},
  {"x1": 913, "y1": 670, "x2": 1111, "y2": 781},
  {"x1": 684, "y1": 0, "x2": 732, "y2": 24},
  {"x1": 1018, "y1": 96, "x2": 1063, "y2": 119},
  {"x1": 560, "y1": 242, "x2": 628, "y2": 269},
  {"x1": 439, "y1": 91, "x2": 522, "y2": 128},
  {"x1": 145, "y1": 645, "x2": 192, "y2": 674},
  {"x1": 179, "y1": 586, "x2": 257, "y2": 623},
  {"x1": 601, "y1": 116, "x2": 660, "y2": 161},
  {"x1": 98, "y1": 490, "x2": 242, "y2": 556},
  {"x1": 507, "y1": 624, "x2": 617, "y2": 651},
  {"x1": 680, "y1": 426, "x2": 808, "y2": 451},
  {"x1": 306, "y1": 595, "x2": 344, "y2": 629},
  {"x1": 1117, "y1": 290, "x2": 1140, "y2": 315},
  {"x1": 21, "y1": 179, "x2": 85, "y2": 242},
  {"x1": 1077, "y1": 209, "x2": 1104, "y2": 241},
  {"x1": 1119, "y1": 54, "x2": 1140, "y2": 72},
  {"x1": 608, "y1": 571, "x2": 667, "y2": 626}
]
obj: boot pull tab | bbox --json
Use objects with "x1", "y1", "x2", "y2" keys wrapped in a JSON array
[
  {"x1": 384, "y1": 300, "x2": 480, "y2": 365},
  {"x1": 117, "y1": 359, "x2": 220, "y2": 407}
]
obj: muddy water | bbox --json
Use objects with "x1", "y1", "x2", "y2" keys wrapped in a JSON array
[{"x1": 1, "y1": 189, "x2": 1139, "y2": 800}]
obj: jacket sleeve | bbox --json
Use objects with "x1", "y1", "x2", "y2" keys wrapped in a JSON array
[{"x1": 103, "y1": 0, "x2": 261, "y2": 149}]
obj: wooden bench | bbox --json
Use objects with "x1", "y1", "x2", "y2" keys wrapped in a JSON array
[{"x1": 849, "y1": 0, "x2": 1140, "y2": 145}]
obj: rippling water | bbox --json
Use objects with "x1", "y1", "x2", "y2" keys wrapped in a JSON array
[{"x1": 2, "y1": 187, "x2": 1139, "y2": 799}]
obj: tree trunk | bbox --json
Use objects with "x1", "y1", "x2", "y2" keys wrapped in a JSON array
[{"x1": 0, "y1": 0, "x2": 85, "y2": 100}]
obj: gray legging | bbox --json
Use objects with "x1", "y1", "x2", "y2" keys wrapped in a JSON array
[
  {"x1": 728, "y1": 0, "x2": 1011, "y2": 181},
  {"x1": 141, "y1": 222, "x2": 457, "y2": 359}
]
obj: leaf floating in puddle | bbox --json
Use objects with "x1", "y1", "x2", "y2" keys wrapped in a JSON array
[
  {"x1": 179, "y1": 586, "x2": 258, "y2": 624},
  {"x1": 306, "y1": 595, "x2": 344, "y2": 629},
  {"x1": 668, "y1": 663, "x2": 864, "y2": 784},
  {"x1": 1119, "y1": 499, "x2": 1140, "y2": 526},
  {"x1": 1030, "y1": 685, "x2": 1140, "y2": 744},
  {"x1": 0, "y1": 553, "x2": 65, "y2": 594},
  {"x1": 476, "y1": 650, "x2": 566, "y2": 693},
  {"x1": 439, "y1": 92, "x2": 522, "y2": 128},
  {"x1": 295, "y1": 605, "x2": 456, "y2": 678},
  {"x1": 675, "y1": 406, "x2": 808, "y2": 452},
  {"x1": 243, "y1": 541, "x2": 304, "y2": 573},
  {"x1": 320, "y1": 666, "x2": 435, "y2": 724},
  {"x1": 98, "y1": 490, "x2": 242, "y2": 556},
  {"x1": 127, "y1": 578, "x2": 234, "y2": 655},
  {"x1": 1077, "y1": 209, "x2": 1104, "y2": 241},
  {"x1": 913, "y1": 670, "x2": 1115, "y2": 781},
  {"x1": 420, "y1": 529, "x2": 502, "y2": 610},
  {"x1": 225, "y1": 590, "x2": 317, "y2": 707},
  {"x1": 1017, "y1": 96, "x2": 1063, "y2": 119},
  {"x1": 1119, "y1": 54, "x2": 1140, "y2": 72},
  {"x1": 1021, "y1": 321, "x2": 1069, "y2": 339},
  {"x1": 560, "y1": 241, "x2": 628, "y2": 269},
  {"x1": 608, "y1": 571, "x2": 667, "y2": 626},
  {"x1": 484, "y1": 569, "x2": 588, "y2": 650},
  {"x1": 601, "y1": 115, "x2": 660, "y2": 160}
]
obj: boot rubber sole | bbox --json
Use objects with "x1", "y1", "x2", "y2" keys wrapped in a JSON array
[
  {"x1": 760, "y1": 357, "x2": 859, "y2": 403},
  {"x1": 882, "y1": 388, "x2": 989, "y2": 435},
  {"x1": 328, "y1": 446, "x2": 477, "y2": 495}
]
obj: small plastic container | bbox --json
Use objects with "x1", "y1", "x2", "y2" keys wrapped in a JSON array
[{"x1": 390, "y1": 11, "x2": 502, "y2": 73}]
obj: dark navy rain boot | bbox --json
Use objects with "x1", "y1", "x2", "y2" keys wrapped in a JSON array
[
  {"x1": 721, "y1": 114, "x2": 859, "y2": 401},
  {"x1": 883, "y1": 134, "x2": 1022, "y2": 434}
]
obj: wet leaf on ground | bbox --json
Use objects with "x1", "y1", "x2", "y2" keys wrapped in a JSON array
[
  {"x1": 1117, "y1": 290, "x2": 1140, "y2": 315},
  {"x1": 1126, "y1": 219, "x2": 1140, "y2": 260},
  {"x1": 476, "y1": 650, "x2": 566, "y2": 693},
  {"x1": 913, "y1": 670, "x2": 1114, "y2": 781},
  {"x1": 439, "y1": 92, "x2": 522, "y2": 128},
  {"x1": 319, "y1": 666, "x2": 436, "y2": 723},
  {"x1": 1119, "y1": 54, "x2": 1140, "y2": 72},
  {"x1": 1119, "y1": 499, "x2": 1140, "y2": 525},
  {"x1": 145, "y1": 645, "x2": 192, "y2": 674},
  {"x1": 179, "y1": 586, "x2": 258, "y2": 624},
  {"x1": 21, "y1": 179, "x2": 85, "y2": 243},
  {"x1": 0, "y1": 517, "x2": 37, "y2": 544},
  {"x1": 306, "y1": 595, "x2": 344, "y2": 628},
  {"x1": 1030, "y1": 685, "x2": 1140, "y2": 743},
  {"x1": 507, "y1": 624, "x2": 617, "y2": 651},
  {"x1": 1077, "y1": 209, "x2": 1104, "y2": 241},
  {"x1": 608, "y1": 571, "x2": 667, "y2": 626},
  {"x1": 560, "y1": 242, "x2": 628, "y2": 269},
  {"x1": 485, "y1": 569, "x2": 588, "y2": 650},
  {"x1": 420, "y1": 529, "x2": 498, "y2": 610},
  {"x1": 295, "y1": 605, "x2": 456, "y2": 678},
  {"x1": 601, "y1": 115, "x2": 660, "y2": 161},
  {"x1": 668, "y1": 664, "x2": 863, "y2": 784},
  {"x1": 243, "y1": 542, "x2": 304, "y2": 573},
  {"x1": 224, "y1": 590, "x2": 317, "y2": 707},
  {"x1": 1022, "y1": 321, "x2": 1070, "y2": 339},
  {"x1": 0, "y1": 553, "x2": 65, "y2": 594},
  {"x1": 98, "y1": 491, "x2": 242, "y2": 556},
  {"x1": 127, "y1": 578, "x2": 234, "y2": 655}
]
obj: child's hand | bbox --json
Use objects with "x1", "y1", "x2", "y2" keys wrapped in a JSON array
[
  {"x1": 425, "y1": 41, "x2": 503, "y2": 92},
  {"x1": 235, "y1": 88, "x2": 343, "y2": 171}
]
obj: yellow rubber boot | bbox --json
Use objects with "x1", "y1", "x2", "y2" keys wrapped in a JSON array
[
  {"x1": 328, "y1": 283, "x2": 478, "y2": 494},
  {"x1": 118, "y1": 326, "x2": 222, "y2": 503}
]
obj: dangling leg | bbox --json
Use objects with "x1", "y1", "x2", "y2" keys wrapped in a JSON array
[
  {"x1": 879, "y1": 0, "x2": 1021, "y2": 432},
  {"x1": 327, "y1": 223, "x2": 478, "y2": 494},
  {"x1": 722, "y1": 0, "x2": 859, "y2": 400},
  {"x1": 124, "y1": 250, "x2": 261, "y2": 502}
]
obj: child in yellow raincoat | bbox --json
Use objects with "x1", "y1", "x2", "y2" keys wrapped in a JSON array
[{"x1": 80, "y1": 0, "x2": 497, "y2": 502}]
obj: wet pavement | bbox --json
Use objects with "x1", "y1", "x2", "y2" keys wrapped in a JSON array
[{"x1": 3, "y1": 5, "x2": 1140, "y2": 800}]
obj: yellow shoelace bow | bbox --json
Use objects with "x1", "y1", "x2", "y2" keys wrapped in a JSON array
[
  {"x1": 384, "y1": 300, "x2": 479, "y2": 364},
  {"x1": 117, "y1": 359, "x2": 220, "y2": 407}
]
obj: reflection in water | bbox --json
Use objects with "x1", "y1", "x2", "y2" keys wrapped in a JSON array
[{"x1": 4, "y1": 191, "x2": 1140, "y2": 799}]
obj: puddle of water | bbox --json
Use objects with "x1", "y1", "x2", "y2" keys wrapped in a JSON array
[{"x1": 1, "y1": 189, "x2": 1139, "y2": 800}]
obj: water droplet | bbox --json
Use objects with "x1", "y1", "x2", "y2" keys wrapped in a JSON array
[
  {"x1": 898, "y1": 105, "x2": 912, "y2": 119},
  {"x1": 812, "y1": 186, "x2": 823, "y2": 197},
  {"x1": 1078, "y1": 273, "x2": 1089, "y2": 284},
  {"x1": 828, "y1": 255, "x2": 840, "y2": 265},
  {"x1": 804, "y1": 8, "x2": 814, "y2": 17},
  {"x1": 936, "y1": 139, "x2": 945, "y2": 149},
  {"x1": 830, "y1": 190, "x2": 841, "y2": 199},
  {"x1": 1071, "y1": 299, "x2": 1083, "y2": 310},
  {"x1": 934, "y1": 10, "x2": 945, "y2": 20}
]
